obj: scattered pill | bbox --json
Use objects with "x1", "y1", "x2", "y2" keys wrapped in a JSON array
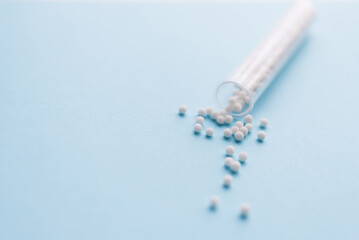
[
  {"x1": 206, "y1": 107, "x2": 214, "y2": 115},
  {"x1": 225, "y1": 105, "x2": 232, "y2": 113},
  {"x1": 224, "y1": 157, "x2": 234, "y2": 167},
  {"x1": 179, "y1": 105, "x2": 187, "y2": 114},
  {"x1": 225, "y1": 145, "x2": 235, "y2": 156},
  {"x1": 223, "y1": 128, "x2": 232, "y2": 138},
  {"x1": 223, "y1": 174, "x2": 233, "y2": 186},
  {"x1": 245, "y1": 123, "x2": 253, "y2": 132},
  {"x1": 231, "y1": 126, "x2": 239, "y2": 134},
  {"x1": 210, "y1": 195, "x2": 220, "y2": 208},
  {"x1": 218, "y1": 110, "x2": 226, "y2": 117},
  {"x1": 238, "y1": 152, "x2": 248, "y2": 162},
  {"x1": 257, "y1": 131, "x2": 266, "y2": 140},
  {"x1": 206, "y1": 128, "x2": 214, "y2": 137},
  {"x1": 196, "y1": 116, "x2": 204, "y2": 124},
  {"x1": 211, "y1": 112, "x2": 219, "y2": 120},
  {"x1": 240, "y1": 203, "x2": 250, "y2": 216},
  {"x1": 244, "y1": 114, "x2": 253, "y2": 123},
  {"x1": 239, "y1": 126, "x2": 249, "y2": 136},
  {"x1": 230, "y1": 161, "x2": 241, "y2": 172},
  {"x1": 194, "y1": 123, "x2": 202, "y2": 133},
  {"x1": 260, "y1": 118, "x2": 268, "y2": 128},
  {"x1": 233, "y1": 103, "x2": 242, "y2": 112},
  {"x1": 216, "y1": 115, "x2": 225, "y2": 125},
  {"x1": 234, "y1": 131, "x2": 244, "y2": 141},
  {"x1": 224, "y1": 115, "x2": 233, "y2": 124},
  {"x1": 197, "y1": 108, "x2": 206, "y2": 116},
  {"x1": 235, "y1": 121, "x2": 243, "y2": 128}
]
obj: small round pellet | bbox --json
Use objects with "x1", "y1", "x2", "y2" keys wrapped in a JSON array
[
  {"x1": 210, "y1": 111, "x2": 219, "y2": 120},
  {"x1": 244, "y1": 114, "x2": 253, "y2": 123},
  {"x1": 206, "y1": 128, "x2": 214, "y2": 137},
  {"x1": 216, "y1": 115, "x2": 225, "y2": 125},
  {"x1": 210, "y1": 195, "x2": 220, "y2": 208},
  {"x1": 223, "y1": 128, "x2": 232, "y2": 138},
  {"x1": 238, "y1": 152, "x2": 248, "y2": 162},
  {"x1": 223, "y1": 174, "x2": 233, "y2": 186},
  {"x1": 231, "y1": 126, "x2": 239, "y2": 134},
  {"x1": 228, "y1": 96, "x2": 236, "y2": 105},
  {"x1": 245, "y1": 123, "x2": 253, "y2": 132},
  {"x1": 240, "y1": 203, "x2": 250, "y2": 216},
  {"x1": 196, "y1": 116, "x2": 204, "y2": 124},
  {"x1": 234, "y1": 131, "x2": 244, "y2": 141},
  {"x1": 206, "y1": 107, "x2": 214, "y2": 115},
  {"x1": 197, "y1": 108, "x2": 206, "y2": 116},
  {"x1": 225, "y1": 145, "x2": 235, "y2": 156},
  {"x1": 233, "y1": 89, "x2": 241, "y2": 95},
  {"x1": 239, "y1": 126, "x2": 248, "y2": 136},
  {"x1": 218, "y1": 110, "x2": 226, "y2": 117},
  {"x1": 230, "y1": 161, "x2": 241, "y2": 172},
  {"x1": 224, "y1": 157, "x2": 233, "y2": 167},
  {"x1": 224, "y1": 115, "x2": 233, "y2": 124},
  {"x1": 225, "y1": 105, "x2": 233, "y2": 113},
  {"x1": 233, "y1": 103, "x2": 242, "y2": 112},
  {"x1": 238, "y1": 90, "x2": 247, "y2": 98},
  {"x1": 257, "y1": 131, "x2": 266, "y2": 140},
  {"x1": 179, "y1": 105, "x2": 187, "y2": 114},
  {"x1": 244, "y1": 96, "x2": 251, "y2": 103},
  {"x1": 260, "y1": 118, "x2": 268, "y2": 128},
  {"x1": 193, "y1": 123, "x2": 202, "y2": 133},
  {"x1": 235, "y1": 121, "x2": 243, "y2": 128}
]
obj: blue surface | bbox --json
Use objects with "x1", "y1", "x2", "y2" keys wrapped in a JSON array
[{"x1": 1, "y1": 2, "x2": 359, "y2": 240}]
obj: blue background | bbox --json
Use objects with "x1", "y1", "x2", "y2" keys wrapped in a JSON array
[{"x1": 1, "y1": 2, "x2": 359, "y2": 240}]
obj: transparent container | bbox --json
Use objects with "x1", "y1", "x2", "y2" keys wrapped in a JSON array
[{"x1": 216, "y1": 1, "x2": 315, "y2": 117}]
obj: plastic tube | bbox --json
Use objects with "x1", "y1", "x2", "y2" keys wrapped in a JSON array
[{"x1": 216, "y1": 1, "x2": 315, "y2": 117}]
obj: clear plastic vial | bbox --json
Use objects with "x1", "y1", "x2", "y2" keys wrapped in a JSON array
[{"x1": 216, "y1": 1, "x2": 315, "y2": 117}]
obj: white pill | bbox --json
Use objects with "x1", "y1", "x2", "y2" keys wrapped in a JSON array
[
  {"x1": 239, "y1": 126, "x2": 248, "y2": 136},
  {"x1": 210, "y1": 195, "x2": 220, "y2": 208},
  {"x1": 223, "y1": 128, "x2": 232, "y2": 138},
  {"x1": 197, "y1": 108, "x2": 206, "y2": 116},
  {"x1": 244, "y1": 114, "x2": 253, "y2": 123},
  {"x1": 225, "y1": 105, "x2": 233, "y2": 113},
  {"x1": 223, "y1": 174, "x2": 233, "y2": 186},
  {"x1": 218, "y1": 110, "x2": 226, "y2": 117},
  {"x1": 224, "y1": 157, "x2": 234, "y2": 167},
  {"x1": 234, "y1": 131, "x2": 244, "y2": 141},
  {"x1": 211, "y1": 111, "x2": 219, "y2": 120},
  {"x1": 228, "y1": 96, "x2": 236, "y2": 105},
  {"x1": 206, "y1": 128, "x2": 214, "y2": 137},
  {"x1": 257, "y1": 131, "x2": 266, "y2": 140},
  {"x1": 260, "y1": 118, "x2": 268, "y2": 128},
  {"x1": 206, "y1": 107, "x2": 214, "y2": 115},
  {"x1": 231, "y1": 126, "x2": 239, "y2": 134},
  {"x1": 233, "y1": 103, "x2": 242, "y2": 112},
  {"x1": 238, "y1": 90, "x2": 247, "y2": 98},
  {"x1": 224, "y1": 115, "x2": 233, "y2": 124},
  {"x1": 216, "y1": 115, "x2": 225, "y2": 125},
  {"x1": 233, "y1": 89, "x2": 241, "y2": 95},
  {"x1": 225, "y1": 145, "x2": 235, "y2": 156},
  {"x1": 235, "y1": 121, "x2": 243, "y2": 128},
  {"x1": 240, "y1": 203, "x2": 250, "y2": 215},
  {"x1": 230, "y1": 161, "x2": 241, "y2": 172},
  {"x1": 245, "y1": 123, "x2": 253, "y2": 132},
  {"x1": 244, "y1": 96, "x2": 251, "y2": 103},
  {"x1": 179, "y1": 105, "x2": 187, "y2": 114},
  {"x1": 238, "y1": 152, "x2": 248, "y2": 162},
  {"x1": 196, "y1": 116, "x2": 204, "y2": 124},
  {"x1": 193, "y1": 123, "x2": 202, "y2": 133}
]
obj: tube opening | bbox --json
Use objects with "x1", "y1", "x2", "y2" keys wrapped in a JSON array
[{"x1": 216, "y1": 81, "x2": 254, "y2": 117}]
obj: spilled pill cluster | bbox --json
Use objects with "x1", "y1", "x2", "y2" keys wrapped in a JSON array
[{"x1": 179, "y1": 104, "x2": 269, "y2": 217}]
